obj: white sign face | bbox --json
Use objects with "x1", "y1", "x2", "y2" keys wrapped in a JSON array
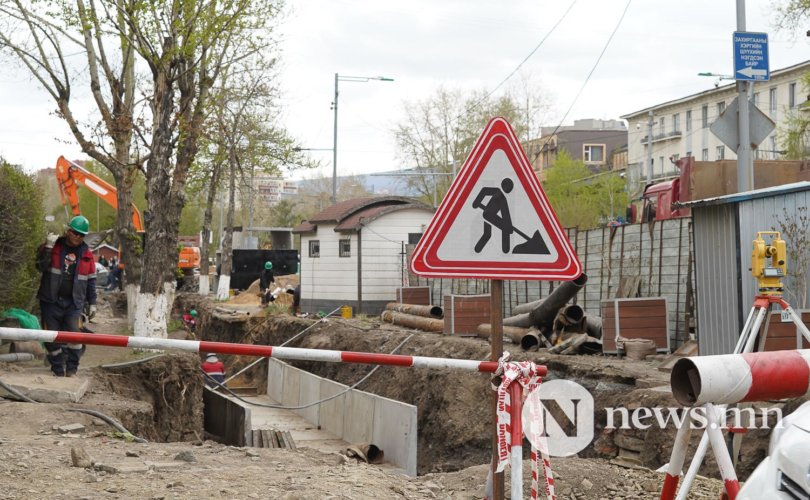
[
  {"x1": 436, "y1": 149, "x2": 559, "y2": 264},
  {"x1": 410, "y1": 117, "x2": 581, "y2": 280}
]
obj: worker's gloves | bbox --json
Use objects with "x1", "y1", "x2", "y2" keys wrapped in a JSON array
[
  {"x1": 88, "y1": 305, "x2": 97, "y2": 321},
  {"x1": 45, "y1": 233, "x2": 58, "y2": 249}
]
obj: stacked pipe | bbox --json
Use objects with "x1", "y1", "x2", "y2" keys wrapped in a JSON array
[
  {"x1": 494, "y1": 273, "x2": 603, "y2": 351},
  {"x1": 380, "y1": 302, "x2": 444, "y2": 333}
]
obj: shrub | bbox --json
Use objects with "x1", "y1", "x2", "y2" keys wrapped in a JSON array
[{"x1": 0, "y1": 161, "x2": 45, "y2": 310}]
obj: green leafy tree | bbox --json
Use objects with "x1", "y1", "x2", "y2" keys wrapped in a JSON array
[
  {"x1": 542, "y1": 150, "x2": 627, "y2": 229},
  {"x1": 0, "y1": 161, "x2": 44, "y2": 310}
]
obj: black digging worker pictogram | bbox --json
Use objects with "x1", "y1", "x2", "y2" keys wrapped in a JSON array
[{"x1": 471, "y1": 177, "x2": 550, "y2": 255}]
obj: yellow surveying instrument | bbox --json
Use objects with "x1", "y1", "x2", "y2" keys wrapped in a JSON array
[{"x1": 751, "y1": 231, "x2": 787, "y2": 295}]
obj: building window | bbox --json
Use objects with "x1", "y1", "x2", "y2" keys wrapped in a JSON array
[
  {"x1": 717, "y1": 101, "x2": 725, "y2": 116},
  {"x1": 789, "y1": 82, "x2": 797, "y2": 108},
  {"x1": 685, "y1": 110, "x2": 692, "y2": 131},
  {"x1": 716, "y1": 146, "x2": 725, "y2": 160},
  {"x1": 308, "y1": 240, "x2": 320, "y2": 258},
  {"x1": 701, "y1": 105, "x2": 709, "y2": 128},
  {"x1": 701, "y1": 148, "x2": 709, "y2": 161},
  {"x1": 672, "y1": 113, "x2": 680, "y2": 133},
  {"x1": 583, "y1": 144, "x2": 605, "y2": 163},
  {"x1": 769, "y1": 87, "x2": 777, "y2": 115},
  {"x1": 753, "y1": 92, "x2": 759, "y2": 106},
  {"x1": 408, "y1": 233, "x2": 423, "y2": 245},
  {"x1": 339, "y1": 239, "x2": 351, "y2": 257}
]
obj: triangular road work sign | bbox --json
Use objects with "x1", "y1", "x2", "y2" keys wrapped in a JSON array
[{"x1": 410, "y1": 117, "x2": 581, "y2": 280}]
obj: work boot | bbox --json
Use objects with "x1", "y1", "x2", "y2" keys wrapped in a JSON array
[{"x1": 66, "y1": 371, "x2": 76, "y2": 378}]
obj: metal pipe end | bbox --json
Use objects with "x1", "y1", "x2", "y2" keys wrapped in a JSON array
[
  {"x1": 670, "y1": 358, "x2": 701, "y2": 406},
  {"x1": 521, "y1": 332, "x2": 540, "y2": 351}
]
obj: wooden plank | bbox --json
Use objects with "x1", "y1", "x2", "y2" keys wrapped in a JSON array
[
  {"x1": 253, "y1": 429, "x2": 262, "y2": 448},
  {"x1": 617, "y1": 317, "x2": 669, "y2": 329},
  {"x1": 262, "y1": 429, "x2": 273, "y2": 449},
  {"x1": 285, "y1": 430, "x2": 297, "y2": 450}
]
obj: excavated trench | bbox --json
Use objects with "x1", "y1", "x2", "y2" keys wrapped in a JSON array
[{"x1": 179, "y1": 293, "x2": 776, "y2": 479}]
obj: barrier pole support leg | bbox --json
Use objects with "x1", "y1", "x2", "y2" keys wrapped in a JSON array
[
  {"x1": 705, "y1": 403, "x2": 740, "y2": 500},
  {"x1": 674, "y1": 431, "x2": 709, "y2": 500},
  {"x1": 509, "y1": 382, "x2": 523, "y2": 500},
  {"x1": 660, "y1": 409, "x2": 694, "y2": 500}
]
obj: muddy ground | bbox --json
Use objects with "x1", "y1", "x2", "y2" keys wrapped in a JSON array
[{"x1": 0, "y1": 290, "x2": 795, "y2": 498}]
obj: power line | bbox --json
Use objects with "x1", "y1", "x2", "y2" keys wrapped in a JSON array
[
  {"x1": 540, "y1": 0, "x2": 633, "y2": 154},
  {"x1": 459, "y1": 0, "x2": 578, "y2": 120}
]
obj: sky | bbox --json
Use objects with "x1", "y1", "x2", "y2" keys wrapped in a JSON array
[{"x1": 1, "y1": 0, "x2": 808, "y2": 180}]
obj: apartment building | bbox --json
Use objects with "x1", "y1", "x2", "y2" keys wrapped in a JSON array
[
  {"x1": 525, "y1": 118, "x2": 628, "y2": 179},
  {"x1": 237, "y1": 174, "x2": 298, "y2": 208},
  {"x1": 621, "y1": 60, "x2": 810, "y2": 191}
]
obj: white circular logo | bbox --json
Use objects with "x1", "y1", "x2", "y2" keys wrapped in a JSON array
[{"x1": 522, "y1": 379, "x2": 594, "y2": 457}]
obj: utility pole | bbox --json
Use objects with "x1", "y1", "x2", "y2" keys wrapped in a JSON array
[
  {"x1": 332, "y1": 72, "x2": 339, "y2": 205},
  {"x1": 736, "y1": 0, "x2": 753, "y2": 192},
  {"x1": 646, "y1": 110, "x2": 654, "y2": 184}
]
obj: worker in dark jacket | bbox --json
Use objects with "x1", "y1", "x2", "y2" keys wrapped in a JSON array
[
  {"x1": 37, "y1": 215, "x2": 97, "y2": 377},
  {"x1": 260, "y1": 261, "x2": 275, "y2": 305}
]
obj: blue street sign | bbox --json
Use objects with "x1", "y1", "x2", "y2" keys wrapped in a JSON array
[{"x1": 733, "y1": 31, "x2": 769, "y2": 81}]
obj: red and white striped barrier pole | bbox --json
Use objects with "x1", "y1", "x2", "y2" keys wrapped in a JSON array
[
  {"x1": 659, "y1": 413, "x2": 693, "y2": 500},
  {"x1": 509, "y1": 381, "x2": 523, "y2": 499},
  {"x1": 0, "y1": 327, "x2": 550, "y2": 375},
  {"x1": 671, "y1": 349, "x2": 810, "y2": 406}
]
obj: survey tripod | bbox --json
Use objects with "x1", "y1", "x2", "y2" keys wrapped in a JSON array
[{"x1": 660, "y1": 231, "x2": 810, "y2": 500}]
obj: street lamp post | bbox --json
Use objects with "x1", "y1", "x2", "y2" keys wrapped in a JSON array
[{"x1": 332, "y1": 73, "x2": 393, "y2": 205}]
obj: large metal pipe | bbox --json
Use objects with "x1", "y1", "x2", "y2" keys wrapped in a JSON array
[
  {"x1": 671, "y1": 349, "x2": 810, "y2": 406},
  {"x1": 528, "y1": 273, "x2": 588, "y2": 329},
  {"x1": 385, "y1": 302, "x2": 443, "y2": 319},
  {"x1": 380, "y1": 310, "x2": 444, "y2": 333},
  {"x1": 502, "y1": 313, "x2": 532, "y2": 328},
  {"x1": 511, "y1": 273, "x2": 588, "y2": 316},
  {"x1": 477, "y1": 324, "x2": 544, "y2": 351},
  {"x1": 584, "y1": 315, "x2": 602, "y2": 339}
]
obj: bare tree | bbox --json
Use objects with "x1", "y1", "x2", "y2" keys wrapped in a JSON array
[{"x1": 0, "y1": 0, "x2": 144, "y2": 322}]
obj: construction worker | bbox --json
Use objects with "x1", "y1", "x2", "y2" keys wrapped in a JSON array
[
  {"x1": 201, "y1": 353, "x2": 225, "y2": 387},
  {"x1": 36, "y1": 215, "x2": 97, "y2": 377},
  {"x1": 260, "y1": 261, "x2": 275, "y2": 305}
]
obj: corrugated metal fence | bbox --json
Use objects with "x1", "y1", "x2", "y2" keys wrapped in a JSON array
[{"x1": 406, "y1": 217, "x2": 695, "y2": 348}]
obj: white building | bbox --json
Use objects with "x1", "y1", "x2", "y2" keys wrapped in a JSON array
[
  {"x1": 237, "y1": 174, "x2": 298, "y2": 208},
  {"x1": 293, "y1": 197, "x2": 434, "y2": 315},
  {"x1": 622, "y1": 60, "x2": 810, "y2": 192}
]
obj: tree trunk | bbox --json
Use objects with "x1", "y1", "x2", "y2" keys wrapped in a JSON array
[
  {"x1": 199, "y1": 165, "x2": 221, "y2": 296},
  {"x1": 216, "y1": 157, "x2": 236, "y2": 300},
  {"x1": 110, "y1": 167, "x2": 142, "y2": 327}
]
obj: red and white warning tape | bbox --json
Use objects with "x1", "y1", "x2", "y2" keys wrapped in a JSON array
[
  {"x1": 490, "y1": 352, "x2": 555, "y2": 500},
  {"x1": 0, "y1": 327, "x2": 551, "y2": 375}
]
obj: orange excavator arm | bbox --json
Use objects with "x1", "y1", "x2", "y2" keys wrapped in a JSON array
[{"x1": 55, "y1": 156, "x2": 145, "y2": 232}]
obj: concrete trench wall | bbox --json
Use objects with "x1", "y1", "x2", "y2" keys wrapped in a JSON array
[{"x1": 266, "y1": 358, "x2": 418, "y2": 476}]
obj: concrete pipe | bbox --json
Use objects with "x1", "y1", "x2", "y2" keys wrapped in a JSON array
[
  {"x1": 385, "y1": 302, "x2": 443, "y2": 319},
  {"x1": 528, "y1": 273, "x2": 588, "y2": 329},
  {"x1": 380, "y1": 310, "x2": 444, "y2": 333},
  {"x1": 502, "y1": 312, "x2": 532, "y2": 328},
  {"x1": 671, "y1": 349, "x2": 810, "y2": 406},
  {"x1": 0, "y1": 352, "x2": 34, "y2": 362}
]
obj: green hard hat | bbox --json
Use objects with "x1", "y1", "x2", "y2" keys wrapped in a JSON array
[
  {"x1": 264, "y1": 261, "x2": 273, "y2": 270},
  {"x1": 190, "y1": 309, "x2": 197, "y2": 317},
  {"x1": 68, "y1": 215, "x2": 90, "y2": 235}
]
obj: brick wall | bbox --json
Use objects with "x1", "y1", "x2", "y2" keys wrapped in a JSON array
[{"x1": 444, "y1": 295, "x2": 490, "y2": 336}]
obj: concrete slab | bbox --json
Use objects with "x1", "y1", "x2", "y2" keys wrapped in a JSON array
[
  {"x1": 342, "y1": 391, "x2": 374, "y2": 444},
  {"x1": 0, "y1": 367, "x2": 90, "y2": 403},
  {"x1": 297, "y1": 371, "x2": 321, "y2": 425},
  {"x1": 372, "y1": 396, "x2": 417, "y2": 476},
  {"x1": 280, "y1": 366, "x2": 300, "y2": 407},
  {"x1": 319, "y1": 378, "x2": 346, "y2": 438},
  {"x1": 267, "y1": 359, "x2": 284, "y2": 400}
]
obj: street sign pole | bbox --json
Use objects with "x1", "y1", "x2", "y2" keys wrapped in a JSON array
[
  {"x1": 489, "y1": 279, "x2": 504, "y2": 500},
  {"x1": 736, "y1": 0, "x2": 752, "y2": 192}
]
